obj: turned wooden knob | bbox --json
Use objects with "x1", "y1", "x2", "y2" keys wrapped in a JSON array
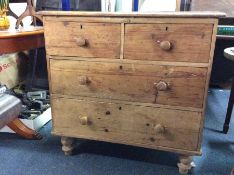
[
  {"x1": 159, "y1": 41, "x2": 172, "y2": 51},
  {"x1": 79, "y1": 116, "x2": 88, "y2": 125},
  {"x1": 154, "y1": 124, "x2": 165, "y2": 134},
  {"x1": 74, "y1": 37, "x2": 86, "y2": 47},
  {"x1": 79, "y1": 76, "x2": 89, "y2": 85},
  {"x1": 154, "y1": 81, "x2": 168, "y2": 91}
]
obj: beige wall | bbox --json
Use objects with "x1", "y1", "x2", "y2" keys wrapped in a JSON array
[{"x1": 191, "y1": 0, "x2": 234, "y2": 17}]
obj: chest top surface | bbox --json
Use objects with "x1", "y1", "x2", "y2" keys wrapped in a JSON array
[{"x1": 38, "y1": 11, "x2": 225, "y2": 18}]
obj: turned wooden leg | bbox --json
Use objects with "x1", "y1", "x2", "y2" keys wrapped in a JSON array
[
  {"x1": 7, "y1": 118, "x2": 42, "y2": 140},
  {"x1": 177, "y1": 155, "x2": 193, "y2": 175},
  {"x1": 61, "y1": 136, "x2": 75, "y2": 156}
]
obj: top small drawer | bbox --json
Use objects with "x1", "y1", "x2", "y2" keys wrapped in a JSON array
[
  {"x1": 124, "y1": 23, "x2": 213, "y2": 63},
  {"x1": 44, "y1": 21, "x2": 121, "y2": 58}
]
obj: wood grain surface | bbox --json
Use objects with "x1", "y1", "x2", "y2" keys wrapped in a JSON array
[
  {"x1": 44, "y1": 21, "x2": 121, "y2": 58},
  {"x1": 52, "y1": 97, "x2": 201, "y2": 152},
  {"x1": 41, "y1": 13, "x2": 219, "y2": 159},
  {"x1": 50, "y1": 59, "x2": 207, "y2": 108},
  {"x1": 38, "y1": 11, "x2": 226, "y2": 18},
  {"x1": 191, "y1": 0, "x2": 233, "y2": 17},
  {"x1": 124, "y1": 23, "x2": 213, "y2": 63}
]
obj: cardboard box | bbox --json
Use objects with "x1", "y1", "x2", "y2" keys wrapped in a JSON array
[{"x1": 0, "y1": 53, "x2": 28, "y2": 88}]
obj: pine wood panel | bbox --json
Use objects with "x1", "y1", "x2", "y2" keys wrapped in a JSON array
[
  {"x1": 50, "y1": 56, "x2": 210, "y2": 68},
  {"x1": 52, "y1": 97, "x2": 201, "y2": 151},
  {"x1": 124, "y1": 23, "x2": 213, "y2": 63},
  {"x1": 39, "y1": 12, "x2": 221, "y2": 159},
  {"x1": 43, "y1": 21, "x2": 121, "y2": 58},
  {"x1": 50, "y1": 59, "x2": 207, "y2": 108},
  {"x1": 44, "y1": 16, "x2": 217, "y2": 24},
  {"x1": 38, "y1": 11, "x2": 225, "y2": 18},
  {"x1": 197, "y1": 20, "x2": 219, "y2": 150}
]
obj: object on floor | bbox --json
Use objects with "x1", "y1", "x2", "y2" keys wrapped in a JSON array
[
  {"x1": 0, "y1": 85, "x2": 51, "y2": 133},
  {"x1": 19, "y1": 89, "x2": 50, "y2": 119},
  {"x1": 1, "y1": 107, "x2": 51, "y2": 133},
  {"x1": 223, "y1": 47, "x2": 234, "y2": 134},
  {"x1": 39, "y1": 11, "x2": 225, "y2": 174},
  {"x1": 0, "y1": 86, "x2": 41, "y2": 139},
  {"x1": 0, "y1": 53, "x2": 27, "y2": 89}
]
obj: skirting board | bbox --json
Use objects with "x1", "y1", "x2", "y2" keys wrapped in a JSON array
[{"x1": 0, "y1": 108, "x2": 51, "y2": 133}]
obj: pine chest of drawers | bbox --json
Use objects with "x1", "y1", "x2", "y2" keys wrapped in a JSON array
[{"x1": 39, "y1": 11, "x2": 225, "y2": 174}]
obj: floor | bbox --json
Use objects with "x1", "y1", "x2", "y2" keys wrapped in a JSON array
[{"x1": 0, "y1": 88, "x2": 233, "y2": 175}]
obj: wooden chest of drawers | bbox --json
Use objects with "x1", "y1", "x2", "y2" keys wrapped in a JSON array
[{"x1": 39, "y1": 11, "x2": 225, "y2": 174}]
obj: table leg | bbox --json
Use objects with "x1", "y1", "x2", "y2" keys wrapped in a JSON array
[
  {"x1": 223, "y1": 81, "x2": 234, "y2": 134},
  {"x1": 26, "y1": 49, "x2": 38, "y2": 91},
  {"x1": 7, "y1": 118, "x2": 42, "y2": 140}
]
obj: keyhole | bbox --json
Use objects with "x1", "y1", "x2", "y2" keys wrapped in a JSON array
[
  {"x1": 80, "y1": 25, "x2": 83, "y2": 29},
  {"x1": 119, "y1": 65, "x2": 123, "y2": 70},
  {"x1": 165, "y1": 27, "x2": 168, "y2": 31}
]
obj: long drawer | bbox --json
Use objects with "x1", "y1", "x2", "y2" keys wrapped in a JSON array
[
  {"x1": 50, "y1": 59, "x2": 207, "y2": 108},
  {"x1": 52, "y1": 97, "x2": 201, "y2": 151},
  {"x1": 44, "y1": 21, "x2": 121, "y2": 58},
  {"x1": 124, "y1": 23, "x2": 213, "y2": 63}
]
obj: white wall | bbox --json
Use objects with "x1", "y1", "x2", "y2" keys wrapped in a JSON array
[
  {"x1": 8, "y1": 3, "x2": 32, "y2": 29},
  {"x1": 115, "y1": 0, "x2": 133, "y2": 12},
  {"x1": 140, "y1": 0, "x2": 177, "y2": 12}
]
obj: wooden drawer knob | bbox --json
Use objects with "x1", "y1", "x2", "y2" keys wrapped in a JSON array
[
  {"x1": 79, "y1": 116, "x2": 88, "y2": 125},
  {"x1": 159, "y1": 41, "x2": 172, "y2": 51},
  {"x1": 154, "y1": 124, "x2": 165, "y2": 134},
  {"x1": 154, "y1": 81, "x2": 168, "y2": 91},
  {"x1": 79, "y1": 76, "x2": 90, "y2": 85},
  {"x1": 74, "y1": 37, "x2": 86, "y2": 47}
]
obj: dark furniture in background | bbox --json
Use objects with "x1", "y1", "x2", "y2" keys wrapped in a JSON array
[
  {"x1": 223, "y1": 47, "x2": 234, "y2": 134},
  {"x1": 36, "y1": 0, "x2": 101, "y2": 11},
  {"x1": 191, "y1": 0, "x2": 234, "y2": 133},
  {"x1": 191, "y1": 0, "x2": 234, "y2": 86},
  {"x1": 210, "y1": 18, "x2": 234, "y2": 86}
]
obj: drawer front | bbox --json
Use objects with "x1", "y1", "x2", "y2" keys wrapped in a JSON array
[
  {"x1": 52, "y1": 97, "x2": 201, "y2": 151},
  {"x1": 44, "y1": 21, "x2": 121, "y2": 58},
  {"x1": 50, "y1": 59, "x2": 207, "y2": 108},
  {"x1": 124, "y1": 23, "x2": 213, "y2": 63}
]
